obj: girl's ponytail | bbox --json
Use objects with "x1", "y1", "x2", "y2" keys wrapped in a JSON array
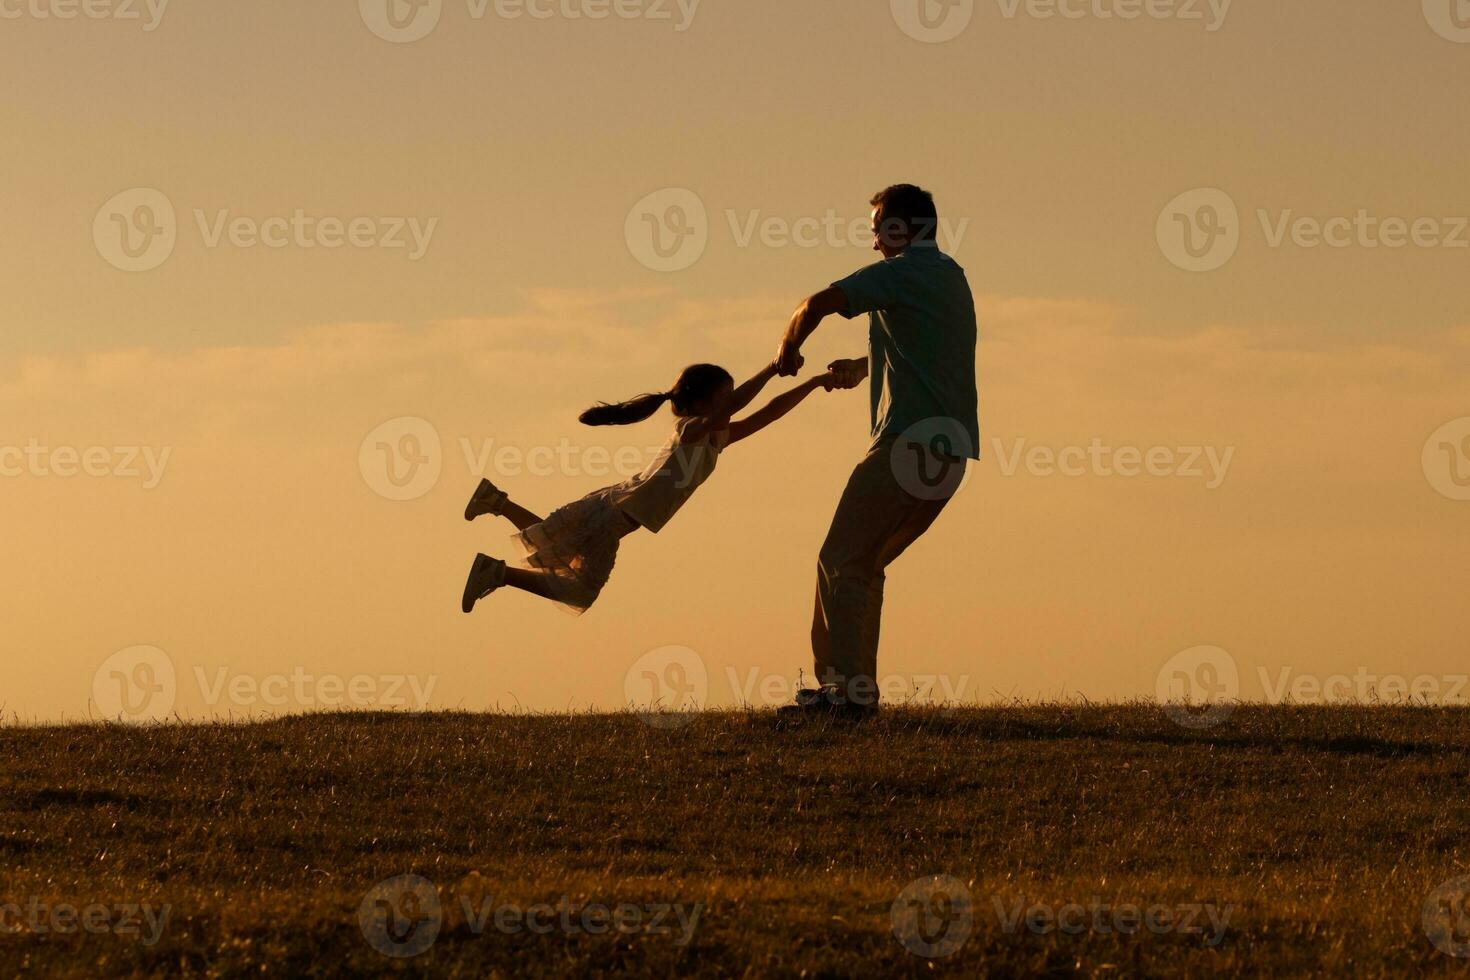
[
  {"x1": 578, "y1": 391, "x2": 672, "y2": 427},
  {"x1": 578, "y1": 363, "x2": 732, "y2": 426}
]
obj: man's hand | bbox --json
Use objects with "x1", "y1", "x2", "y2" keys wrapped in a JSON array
[
  {"x1": 820, "y1": 370, "x2": 860, "y2": 391},
  {"x1": 776, "y1": 340, "x2": 805, "y2": 377},
  {"x1": 827, "y1": 357, "x2": 869, "y2": 389}
]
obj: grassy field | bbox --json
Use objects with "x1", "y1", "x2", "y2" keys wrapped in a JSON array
[{"x1": 3, "y1": 705, "x2": 1470, "y2": 977}]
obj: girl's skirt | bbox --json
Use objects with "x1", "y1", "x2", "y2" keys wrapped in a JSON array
[{"x1": 511, "y1": 487, "x2": 638, "y2": 614}]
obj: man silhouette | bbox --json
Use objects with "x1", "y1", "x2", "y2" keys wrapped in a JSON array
[{"x1": 775, "y1": 184, "x2": 979, "y2": 718}]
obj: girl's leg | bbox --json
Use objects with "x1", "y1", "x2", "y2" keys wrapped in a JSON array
[
  {"x1": 464, "y1": 556, "x2": 562, "y2": 611},
  {"x1": 466, "y1": 478, "x2": 545, "y2": 530},
  {"x1": 500, "y1": 500, "x2": 544, "y2": 532},
  {"x1": 504, "y1": 567, "x2": 561, "y2": 601}
]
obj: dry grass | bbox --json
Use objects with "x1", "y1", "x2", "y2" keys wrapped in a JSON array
[{"x1": 3, "y1": 704, "x2": 1470, "y2": 977}]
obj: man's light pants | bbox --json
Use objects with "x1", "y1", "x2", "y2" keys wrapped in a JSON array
[{"x1": 811, "y1": 435, "x2": 966, "y2": 706}]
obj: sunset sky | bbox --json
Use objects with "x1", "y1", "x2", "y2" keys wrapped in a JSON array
[{"x1": 2, "y1": 0, "x2": 1467, "y2": 720}]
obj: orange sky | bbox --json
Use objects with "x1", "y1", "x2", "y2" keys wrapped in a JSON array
[{"x1": 2, "y1": 0, "x2": 1468, "y2": 720}]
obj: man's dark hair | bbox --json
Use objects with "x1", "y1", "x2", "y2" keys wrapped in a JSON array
[{"x1": 870, "y1": 184, "x2": 939, "y2": 245}]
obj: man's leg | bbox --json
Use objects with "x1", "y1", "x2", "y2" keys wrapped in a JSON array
[
  {"x1": 851, "y1": 490, "x2": 957, "y2": 690},
  {"x1": 811, "y1": 444, "x2": 915, "y2": 706}
]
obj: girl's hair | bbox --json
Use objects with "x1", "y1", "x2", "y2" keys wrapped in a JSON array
[{"x1": 579, "y1": 363, "x2": 733, "y2": 426}]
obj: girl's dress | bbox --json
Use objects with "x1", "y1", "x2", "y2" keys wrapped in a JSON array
[{"x1": 512, "y1": 417, "x2": 729, "y2": 613}]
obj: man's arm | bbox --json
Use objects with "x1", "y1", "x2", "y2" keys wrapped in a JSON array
[{"x1": 776, "y1": 286, "x2": 848, "y2": 376}]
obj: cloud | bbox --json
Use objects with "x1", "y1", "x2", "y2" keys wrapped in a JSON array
[
  {"x1": 4, "y1": 289, "x2": 1465, "y2": 460},
  {"x1": 3, "y1": 289, "x2": 1467, "y2": 719}
]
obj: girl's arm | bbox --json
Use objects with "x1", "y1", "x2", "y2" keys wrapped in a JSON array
[
  {"x1": 727, "y1": 373, "x2": 838, "y2": 446},
  {"x1": 726, "y1": 359, "x2": 781, "y2": 417},
  {"x1": 680, "y1": 360, "x2": 780, "y2": 444}
]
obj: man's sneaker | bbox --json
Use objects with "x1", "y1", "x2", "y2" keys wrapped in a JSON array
[
  {"x1": 464, "y1": 479, "x2": 509, "y2": 522},
  {"x1": 461, "y1": 554, "x2": 507, "y2": 613},
  {"x1": 776, "y1": 686, "x2": 879, "y2": 723}
]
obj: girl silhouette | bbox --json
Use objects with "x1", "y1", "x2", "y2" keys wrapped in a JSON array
[{"x1": 461, "y1": 359, "x2": 854, "y2": 614}]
